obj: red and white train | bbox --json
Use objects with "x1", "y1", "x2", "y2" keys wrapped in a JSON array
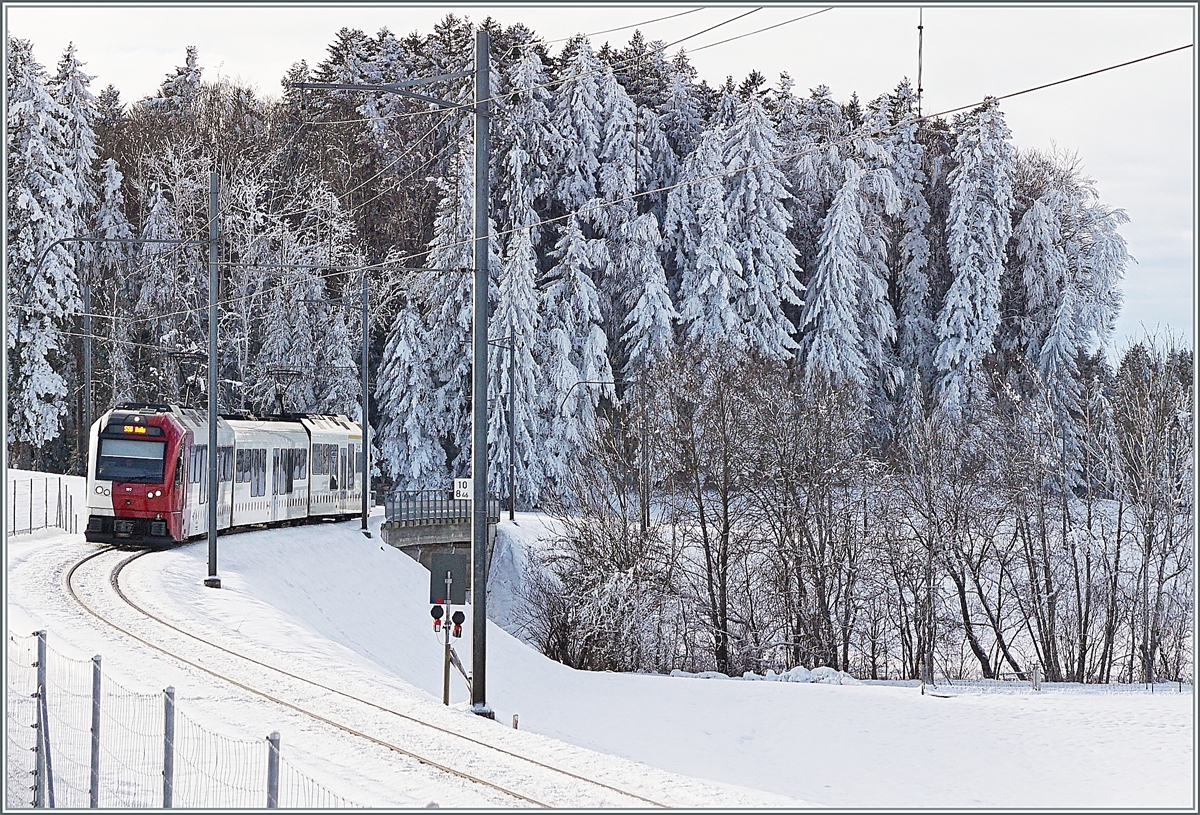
[{"x1": 85, "y1": 403, "x2": 366, "y2": 546}]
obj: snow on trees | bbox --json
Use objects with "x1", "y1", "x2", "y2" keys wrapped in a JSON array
[
  {"x1": 722, "y1": 93, "x2": 804, "y2": 361},
  {"x1": 669, "y1": 127, "x2": 745, "y2": 350},
  {"x1": 540, "y1": 214, "x2": 613, "y2": 487},
  {"x1": 933, "y1": 99, "x2": 1015, "y2": 419},
  {"x1": 142, "y1": 44, "x2": 203, "y2": 115},
  {"x1": 6, "y1": 36, "x2": 82, "y2": 458},
  {"x1": 621, "y1": 213, "x2": 677, "y2": 372},
  {"x1": 488, "y1": 47, "x2": 559, "y2": 507},
  {"x1": 94, "y1": 159, "x2": 135, "y2": 406},
  {"x1": 799, "y1": 160, "x2": 867, "y2": 383}
]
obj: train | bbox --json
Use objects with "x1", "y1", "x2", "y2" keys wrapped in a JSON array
[{"x1": 85, "y1": 403, "x2": 367, "y2": 546}]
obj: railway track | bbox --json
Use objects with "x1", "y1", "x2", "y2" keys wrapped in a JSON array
[{"x1": 65, "y1": 545, "x2": 670, "y2": 808}]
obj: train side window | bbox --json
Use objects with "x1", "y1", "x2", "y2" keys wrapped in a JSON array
[
  {"x1": 175, "y1": 454, "x2": 184, "y2": 485},
  {"x1": 271, "y1": 449, "x2": 279, "y2": 495},
  {"x1": 249, "y1": 449, "x2": 259, "y2": 497},
  {"x1": 297, "y1": 448, "x2": 307, "y2": 481},
  {"x1": 340, "y1": 447, "x2": 347, "y2": 491}
]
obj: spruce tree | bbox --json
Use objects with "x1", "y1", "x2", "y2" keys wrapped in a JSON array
[
  {"x1": 723, "y1": 94, "x2": 803, "y2": 360},
  {"x1": 933, "y1": 99, "x2": 1015, "y2": 418},
  {"x1": 6, "y1": 37, "x2": 81, "y2": 459}
]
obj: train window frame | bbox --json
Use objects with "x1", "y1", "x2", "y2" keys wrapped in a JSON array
[
  {"x1": 218, "y1": 446, "x2": 233, "y2": 483},
  {"x1": 250, "y1": 448, "x2": 265, "y2": 498}
]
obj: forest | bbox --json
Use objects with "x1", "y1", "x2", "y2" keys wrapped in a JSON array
[{"x1": 5, "y1": 15, "x2": 1192, "y2": 683}]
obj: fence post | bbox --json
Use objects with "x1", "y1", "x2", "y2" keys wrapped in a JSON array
[
  {"x1": 90, "y1": 655, "x2": 101, "y2": 808},
  {"x1": 35, "y1": 630, "x2": 56, "y2": 807},
  {"x1": 162, "y1": 686, "x2": 175, "y2": 808},
  {"x1": 266, "y1": 731, "x2": 280, "y2": 808},
  {"x1": 33, "y1": 631, "x2": 46, "y2": 807},
  {"x1": 57, "y1": 477, "x2": 62, "y2": 528},
  {"x1": 1032, "y1": 665, "x2": 1042, "y2": 691}
]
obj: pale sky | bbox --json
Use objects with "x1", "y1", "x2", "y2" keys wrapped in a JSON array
[{"x1": 5, "y1": 3, "x2": 1196, "y2": 352}]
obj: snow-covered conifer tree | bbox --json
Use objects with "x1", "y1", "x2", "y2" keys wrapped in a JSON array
[
  {"x1": 799, "y1": 160, "x2": 866, "y2": 382},
  {"x1": 661, "y1": 55, "x2": 703, "y2": 158},
  {"x1": 486, "y1": 47, "x2": 559, "y2": 506},
  {"x1": 376, "y1": 298, "x2": 443, "y2": 487},
  {"x1": 51, "y1": 42, "x2": 99, "y2": 264},
  {"x1": 540, "y1": 214, "x2": 613, "y2": 486},
  {"x1": 723, "y1": 94, "x2": 803, "y2": 360},
  {"x1": 622, "y1": 213, "x2": 677, "y2": 372},
  {"x1": 933, "y1": 99, "x2": 1015, "y2": 418},
  {"x1": 670, "y1": 127, "x2": 745, "y2": 349},
  {"x1": 94, "y1": 159, "x2": 135, "y2": 406},
  {"x1": 888, "y1": 82, "x2": 934, "y2": 401},
  {"x1": 553, "y1": 37, "x2": 604, "y2": 215},
  {"x1": 6, "y1": 36, "x2": 81, "y2": 458},
  {"x1": 143, "y1": 45, "x2": 202, "y2": 116}
]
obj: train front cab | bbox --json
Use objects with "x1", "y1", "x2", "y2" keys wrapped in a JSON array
[{"x1": 85, "y1": 406, "x2": 184, "y2": 546}]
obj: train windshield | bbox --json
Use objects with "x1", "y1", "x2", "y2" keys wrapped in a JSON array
[{"x1": 96, "y1": 438, "x2": 167, "y2": 483}]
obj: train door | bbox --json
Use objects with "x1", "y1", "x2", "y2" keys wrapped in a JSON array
[
  {"x1": 271, "y1": 448, "x2": 280, "y2": 522},
  {"x1": 339, "y1": 446, "x2": 348, "y2": 511}
]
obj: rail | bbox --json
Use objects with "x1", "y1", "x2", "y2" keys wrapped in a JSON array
[{"x1": 383, "y1": 490, "x2": 500, "y2": 528}]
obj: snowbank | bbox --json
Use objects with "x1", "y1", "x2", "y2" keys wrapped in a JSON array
[{"x1": 668, "y1": 665, "x2": 862, "y2": 685}]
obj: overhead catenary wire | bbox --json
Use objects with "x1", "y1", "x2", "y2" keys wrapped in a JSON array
[
  {"x1": 16, "y1": 41, "x2": 1191, "y2": 330},
  {"x1": 687, "y1": 7, "x2": 833, "y2": 54}
]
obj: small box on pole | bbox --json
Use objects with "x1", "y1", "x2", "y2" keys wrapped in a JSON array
[{"x1": 429, "y1": 552, "x2": 468, "y2": 605}]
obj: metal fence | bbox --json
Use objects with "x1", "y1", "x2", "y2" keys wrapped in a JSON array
[
  {"x1": 7, "y1": 476, "x2": 81, "y2": 537},
  {"x1": 384, "y1": 489, "x2": 500, "y2": 527},
  {"x1": 862, "y1": 672, "x2": 1193, "y2": 695},
  {"x1": 6, "y1": 630, "x2": 363, "y2": 808}
]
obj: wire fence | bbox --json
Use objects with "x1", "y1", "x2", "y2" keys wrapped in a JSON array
[
  {"x1": 861, "y1": 673, "x2": 1194, "y2": 695},
  {"x1": 5, "y1": 630, "x2": 366, "y2": 808},
  {"x1": 6, "y1": 476, "x2": 82, "y2": 537}
]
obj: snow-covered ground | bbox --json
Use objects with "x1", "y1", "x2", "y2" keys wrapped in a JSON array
[{"x1": 5, "y1": 497, "x2": 1195, "y2": 809}]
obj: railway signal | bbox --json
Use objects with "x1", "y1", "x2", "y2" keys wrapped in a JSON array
[{"x1": 429, "y1": 553, "x2": 469, "y2": 705}]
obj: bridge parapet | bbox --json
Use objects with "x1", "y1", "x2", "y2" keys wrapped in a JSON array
[
  {"x1": 383, "y1": 489, "x2": 500, "y2": 527},
  {"x1": 380, "y1": 490, "x2": 500, "y2": 588}
]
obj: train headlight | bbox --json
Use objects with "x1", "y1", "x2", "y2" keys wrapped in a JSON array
[
  {"x1": 154, "y1": 490, "x2": 162, "y2": 497},
  {"x1": 147, "y1": 491, "x2": 155, "y2": 498},
  {"x1": 103, "y1": 488, "x2": 110, "y2": 496},
  {"x1": 95, "y1": 485, "x2": 103, "y2": 494}
]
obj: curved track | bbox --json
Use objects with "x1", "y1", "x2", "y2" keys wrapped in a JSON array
[{"x1": 65, "y1": 546, "x2": 668, "y2": 808}]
